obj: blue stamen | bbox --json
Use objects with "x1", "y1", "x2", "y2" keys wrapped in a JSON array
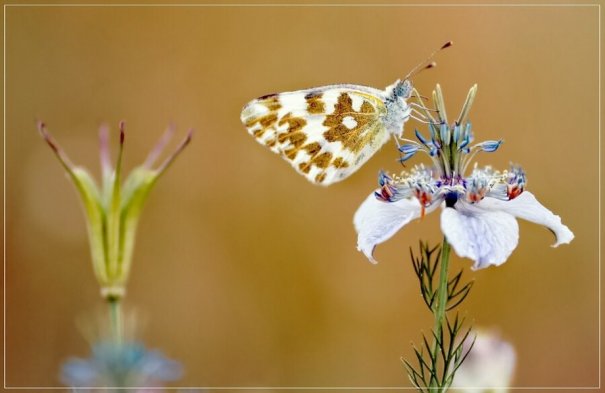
[
  {"x1": 374, "y1": 190, "x2": 387, "y2": 201},
  {"x1": 432, "y1": 137, "x2": 441, "y2": 150},
  {"x1": 375, "y1": 171, "x2": 398, "y2": 202},
  {"x1": 399, "y1": 144, "x2": 419, "y2": 154},
  {"x1": 440, "y1": 123, "x2": 449, "y2": 145},
  {"x1": 399, "y1": 152, "x2": 417, "y2": 162},
  {"x1": 398, "y1": 145, "x2": 419, "y2": 162},
  {"x1": 453, "y1": 124, "x2": 461, "y2": 144},
  {"x1": 428, "y1": 122, "x2": 439, "y2": 140},
  {"x1": 459, "y1": 133, "x2": 472, "y2": 151},
  {"x1": 377, "y1": 170, "x2": 392, "y2": 187},
  {"x1": 459, "y1": 122, "x2": 474, "y2": 148},
  {"x1": 415, "y1": 129, "x2": 428, "y2": 145},
  {"x1": 464, "y1": 122, "x2": 472, "y2": 137},
  {"x1": 507, "y1": 166, "x2": 526, "y2": 186},
  {"x1": 480, "y1": 140, "x2": 503, "y2": 152}
]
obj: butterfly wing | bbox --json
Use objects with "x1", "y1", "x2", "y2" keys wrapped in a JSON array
[{"x1": 241, "y1": 85, "x2": 391, "y2": 185}]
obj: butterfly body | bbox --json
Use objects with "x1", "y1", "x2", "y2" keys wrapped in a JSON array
[{"x1": 241, "y1": 78, "x2": 413, "y2": 185}]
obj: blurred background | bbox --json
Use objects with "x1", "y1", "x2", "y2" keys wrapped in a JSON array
[{"x1": 4, "y1": 3, "x2": 600, "y2": 389}]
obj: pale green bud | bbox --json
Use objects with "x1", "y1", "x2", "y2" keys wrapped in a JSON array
[{"x1": 38, "y1": 121, "x2": 192, "y2": 300}]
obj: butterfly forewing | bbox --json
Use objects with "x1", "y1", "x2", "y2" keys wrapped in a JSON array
[{"x1": 241, "y1": 85, "x2": 391, "y2": 185}]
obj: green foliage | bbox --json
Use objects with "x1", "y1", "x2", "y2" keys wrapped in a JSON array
[
  {"x1": 411, "y1": 242, "x2": 474, "y2": 313},
  {"x1": 403, "y1": 241, "x2": 475, "y2": 393}
]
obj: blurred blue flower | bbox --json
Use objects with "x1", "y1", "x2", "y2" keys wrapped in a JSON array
[{"x1": 61, "y1": 341, "x2": 182, "y2": 390}]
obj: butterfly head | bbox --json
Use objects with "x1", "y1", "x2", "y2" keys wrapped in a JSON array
[{"x1": 393, "y1": 79, "x2": 413, "y2": 99}]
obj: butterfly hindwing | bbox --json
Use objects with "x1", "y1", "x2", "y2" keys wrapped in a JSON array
[{"x1": 241, "y1": 85, "x2": 391, "y2": 185}]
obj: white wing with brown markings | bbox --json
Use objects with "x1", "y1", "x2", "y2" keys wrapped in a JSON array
[{"x1": 241, "y1": 82, "x2": 410, "y2": 185}]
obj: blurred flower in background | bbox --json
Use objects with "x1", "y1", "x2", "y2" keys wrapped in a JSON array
[
  {"x1": 61, "y1": 340, "x2": 183, "y2": 392},
  {"x1": 58, "y1": 294, "x2": 185, "y2": 390},
  {"x1": 40, "y1": 121, "x2": 192, "y2": 390},
  {"x1": 38, "y1": 121, "x2": 192, "y2": 300},
  {"x1": 451, "y1": 329, "x2": 516, "y2": 393}
]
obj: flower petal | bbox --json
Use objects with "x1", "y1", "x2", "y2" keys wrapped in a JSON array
[
  {"x1": 451, "y1": 329, "x2": 516, "y2": 392},
  {"x1": 477, "y1": 191, "x2": 574, "y2": 247},
  {"x1": 441, "y1": 203, "x2": 519, "y2": 269},
  {"x1": 119, "y1": 167, "x2": 158, "y2": 281},
  {"x1": 353, "y1": 193, "x2": 422, "y2": 263}
]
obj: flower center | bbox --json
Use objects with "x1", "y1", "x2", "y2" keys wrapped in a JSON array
[
  {"x1": 444, "y1": 191, "x2": 459, "y2": 208},
  {"x1": 399, "y1": 122, "x2": 503, "y2": 184}
]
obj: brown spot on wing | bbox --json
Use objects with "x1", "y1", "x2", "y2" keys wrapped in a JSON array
[
  {"x1": 275, "y1": 113, "x2": 308, "y2": 161},
  {"x1": 244, "y1": 96, "x2": 282, "y2": 139},
  {"x1": 280, "y1": 132, "x2": 306, "y2": 148},
  {"x1": 310, "y1": 152, "x2": 332, "y2": 169},
  {"x1": 303, "y1": 142, "x2": 322, "y2": 155},
  {"x1": 246, "y1": 113, "x2": 278, "y2": 138},
  {"x1": 258, "y1": 93, "x2": 278, "y2": 100},
  {"x1": 284, "y1": 148, "x2": 298, "y2": 160},
  {"x1": 298, "y1": 162, "x2": 311, "y2": 174},
  {"x1": 296, "y1": 143, "x2": 333, "y2": 179},
  {"x1": 278, "y1": 113, "x2": 306, "y2": 136},
  {"x1": 322, "y1": 93, "x2": 381, "y2": 153},
  {"x1": 360, "y1": 101, "x2": 374, "y2": 113},
  {"x1": 305, "y1": 92, "x2": 326, "y2": 114},
  {"x1": 332, "y1": 157, "x2": 349, "y2": 168},
  {"x1": 263, "y1": 96, "x2": 281, "y2": 111},
  {"x1": 258, "y1": 113, "x2": 278, "y2": 128}
]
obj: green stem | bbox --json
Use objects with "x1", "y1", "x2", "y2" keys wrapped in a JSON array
[
  {"x1": 429, "y1": 237, "x2": 451, "y2": 392},
  {"x1": 108, "y1": 297, "x2": 123, "y2": 345},
  {"x1": 435, "y1": 238, "x2": 451, "y2": 336}
]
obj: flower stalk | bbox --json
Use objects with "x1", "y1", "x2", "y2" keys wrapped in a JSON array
[
  {"x1": 429, "y1": 237, "x2": 451, "y2": 391},
  {"x1": 434, "y1": 238, "x2": 451, "y2": 333},
  {"x1": 404, "y1": 241, "x2": 474, "y2": 393},
  {"x1": 108, "y1": 297, "x2": 123, "y2": 345}
]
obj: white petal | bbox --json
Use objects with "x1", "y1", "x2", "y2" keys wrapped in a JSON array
[
  {"x1": 477, "y1": 191, "x2": 574, "y2": 247},
  {"x1": 441, "y1": 203, "x2": 519, "y2": 270},
  {"x1": 353, "y1": 193, "x2": 422, "y2": 263}
]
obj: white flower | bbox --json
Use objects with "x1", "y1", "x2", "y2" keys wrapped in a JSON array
[
  {"x1": 451, "y1": 329, "x2": 516, "y2": 392},
  {"x1": 354, "y1": 85, "x2": 573, "y2": 269}
]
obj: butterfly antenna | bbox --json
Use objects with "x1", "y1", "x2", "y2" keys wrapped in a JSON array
[{"x1": 404, "y1": 41, "x2": 453, "y2": 80}]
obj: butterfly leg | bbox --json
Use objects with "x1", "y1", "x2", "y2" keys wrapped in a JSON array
[
  {"x1": 409, "y1": 88, "x2": 440, "y2": 123},
  {"x1": 409, "y1": 102, "x2": 439, "y2": 113},
  {"x1": 410, "y1": 109, "x2": 434, "y2": 124}
]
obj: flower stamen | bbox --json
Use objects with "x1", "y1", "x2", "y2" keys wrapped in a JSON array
[{"x1": 506, "y1": 165, "x2": 526, "y2": 200}]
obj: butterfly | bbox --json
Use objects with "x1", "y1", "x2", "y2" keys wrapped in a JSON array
[{"x1": 240, "y1": 42, "x2": 452, "y2": 186}]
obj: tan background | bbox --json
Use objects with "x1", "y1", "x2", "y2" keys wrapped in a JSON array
[{"x1": 4, "y1": 3, "x2": 600, "y2": 389}]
